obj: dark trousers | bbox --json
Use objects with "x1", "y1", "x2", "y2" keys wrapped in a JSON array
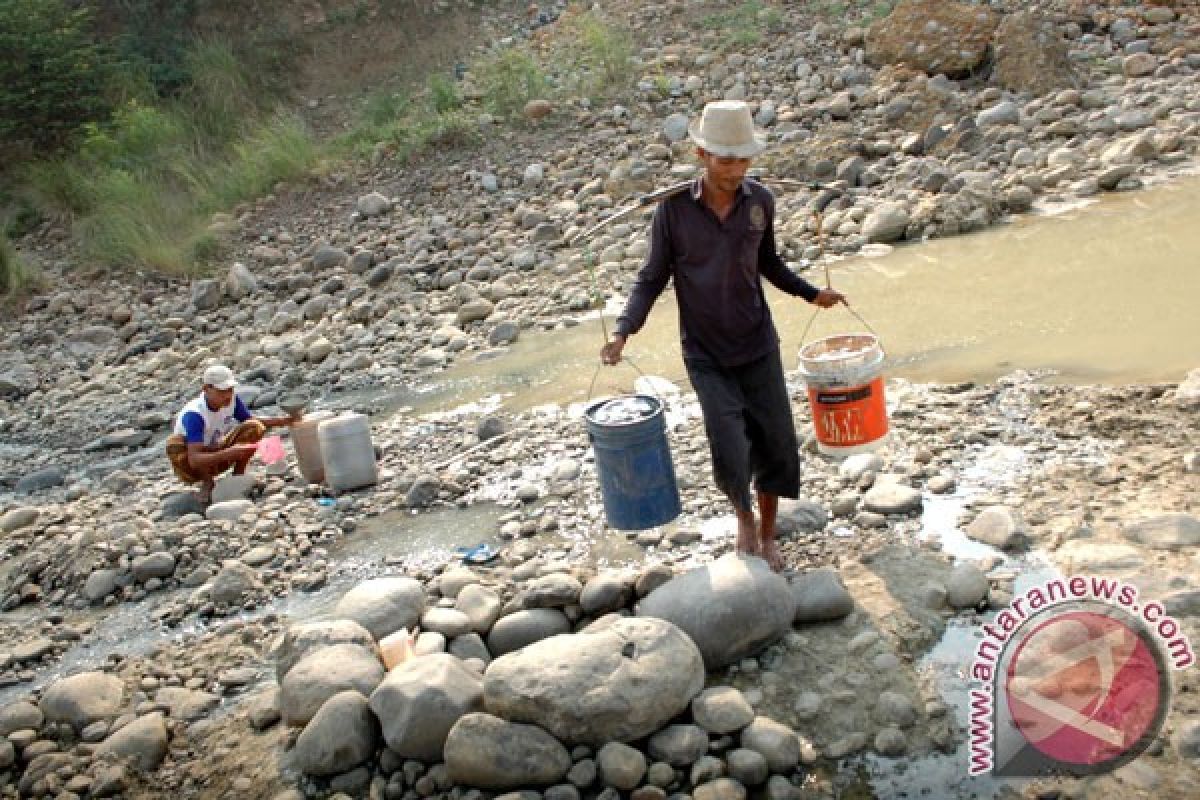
[{"x1": 685, "y1": 349, "x2": 800, "y2": 512}]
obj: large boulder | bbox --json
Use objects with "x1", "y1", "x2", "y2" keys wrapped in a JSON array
[
  {"x1": 369, "y1": 653, "x2": 485, "y2": 761},
  {"x1": 1122, "y1": 513, "x2": 1200, "y2": 551},
  {"x1": 274, "y1": 619, "x2": 378, "y2": 681},
  {"x1": 636, "y1": 554, "x2": 794, "y2": 669},
  {"x1": 992, "y1": 11, "x2": 1076, "y2": 95},
  {"x1": 966, "y1": 505, "x2": 1029, "y2": 550},
  {"x1": 445, "y1": 713, "x2": 571, "y2": 789},
  {"x1": 95, "y1": 712, "x2": 168, "y2": 770},
  {"x1": 865, "y1": 0, "x2": 997, "y2": 78},
  {"x1": 484, "y1": 616, "x2": 704, "y2": 745},
  {"x1": 280, "y1": 644, "x2": 385, "y2": 726},
  {"x1": 40, "y1": 672, "x2": 124, "y2": 732},
  {"x1": 293, "y1": 691, "x2": 378, "y2": 776},
  {"x1": 333, "y1": 577, "x2": 426, "y2": 640}
]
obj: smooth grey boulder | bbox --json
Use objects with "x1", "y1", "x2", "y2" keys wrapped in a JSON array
[
  {"x1": 368, "y1": 653, "x2": 484, "y2": 761},
  {"x1": 597, "y1": 741, "x2": 647, "y2": 790},
  {"x1": 519, "y1": 573, "x2": 584, "y2": 609},
  {"x1": 1122, "y1": 513, "x2": 1200, "y2": 551},
  {"x1": 775, "y1": 498, "x2": 828, "y2": 534},
  {"x1": 636, "y1": 553, "x2": 794, "y2": 669},
  {"x1": 862, "y1": 202, "x2": 909, "y2": 243},
  {"x1": 945, "y1": 564, "x2": 990, "y2": 609},
  {"x1": 96, "y1": 712, "x2": 168, "y2": 770},
  {"x1": 862, "y1": 484, "x2": 922, "y2": 515},
  {"x1": 274, "y1": 619, "x2": 378, "y2": 681},
  {"x1": 580, "y1": 572, "x2": 634, "y2": 615},
  {"x1": 691, "y1": 686, "x2": 755, "y2": 734},
  {"x1": 40, "y1": 672, "x2": 124, "y2": 731},
  {"x1": 84, "y1": 569, "x2": 120, "y2": 603},
  {"x1": 726, "y1": 748, "x2": 769, "y2": 786},
  {"x1": 1, "y1": 507, "x2": 38, "y2": 533},
  {"x1": 487, "y1": 608, "x2": 571, "y2": 656},
  {"x1": 966, "y1": 505, "x2": 1029, "y2": 550},
  {"x1": 312, "y1": 245, "x2": 348, "y2": 270},
  {"x1": 0, "y1": 701, "x2": 44, "y2": 736},
  {"x1": 16, "y1": 466, "x2": 65, "y2": 494},
  {"x1": 456, "y1": 584, "x2": 503, "y2": 632},
  {"x1": 484, "y1": 616, "x2": 704, "y2": 745},
  {"x1": 280, "y1": 644, "x2": 384, "y2": 726},
  {"x1": 740, "y1": 717, "x2": 800, "y2": 773},
  {"x1": 210, "y1": 560, "x2": 263, "y2": 605},
  {"x1": 333, "y1": 577, "x2": 425, "y2": 640},
  {"x1": 293, "y1": 691, "x2": 378, "y2": 776},
  {"x1": 790, "y1": 568, "x2": 855, "y2": 622},
  {"x1": 357, "y1": 192, "x2": 392, "y2": 217},
  {"x1": 445, "y1": 713, "x2": 571, "y2": 789},
  {"x1": 439, "y1": 567, "x2": 481, "y2": 599},
  {"x1": 421, "y1": 608, "x2": 473, "y2": 639},
  {"x1": 647, "y1": 724, "x2": 709, "y2": 767},
  {"x1": 132, "y1": 552, "x2": 176, "y2": 582},
  {"x1": 153, "y1": 688, "x2": 218, "y2": 721}
]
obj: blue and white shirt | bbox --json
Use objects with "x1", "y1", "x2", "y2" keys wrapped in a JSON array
[{"x1": 173, "y1": 393, "x2": 253, "y2": 447}]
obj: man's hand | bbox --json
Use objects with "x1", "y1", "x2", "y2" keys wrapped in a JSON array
[
  {"x1": 600, "y1": 334, "x2": 627, "y2": 365},
  {"x1": 812, "y1": 288, "x2": 846, "y2": 308}
]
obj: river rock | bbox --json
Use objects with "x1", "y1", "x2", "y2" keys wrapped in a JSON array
[
  {"x1": 83, "y1": 568, "x2": 119, "y2": 602},
  {"x1": 369, "y1": 653, "x2": 484, "y2": 761},
  {"x1": 865, "y1": 0, "x2": 996, "y2": 77},
  {"x1": 16, "y1": 466, "x2": 65, "y2": 494},
  {"x1": 206, "y1": 498, "x2": 254, "y2": 522},
  {"x1": 945, "y1": 563, "x2": 989, "y2": 609},
  {"x1": 580, "y1": 572, "x2": 634, "y2": 615},
  {"x1": 483, "y1": 616, "x2": 704, "y2": 744},
  {"x1": 726, "y1": 748, "x2": 769, "y2": 785},
  {"x1": 1, "y1": 507, "x2": 38, "y2": 533},
  {"x1": 445, "y1": 713, "x2": 572, "y2": 789},
  {"x1": 775, "y1": 499, "x2": 827, "y2": 534},
  {"x1": 694, "y1": 778, "x2": 747, "y2": 800},
  {"x1": 692, "y1": 686, "x2": 755, "y2": 734},
  {"x1": 790, "y1": 567, "x2": 855, "y2": 622},
  {"x1": 191, "y1": 279, "x2": 223, "y2": 311},
  {"x1": 647, "y1": 724, "x2": 709, "y2": 767},
  {"x1": 1174, "y1": 720, "x2": 1200, "y2": 761},
  {"x1": 597, "y1": 741, "x2": 647, "y2": 789},
  {"x1": 357, "y1": 192, "x2": 392, "y2": 217},
  {"x1": 132, "y1": 552, "x2": 176, "y2": 582},
  {"x1": 992, "y1": 11, "x2": 1075, "y2": 95},
  {"x1": 280, "y1": 643, "x2": 385, "y2": 726},
  {"x1": 862, "y1": 484, "x2": 922, "y2": 514},
  {"x1": 519, "y1": 573, "x2": 583, "y2": 609},
  {"x1": 965, "y1": 505, "x2": 1028, "y2": 550},
  {"x1": 227, "y1": 261, "x2": 258, "y2": 299},
  {"x1": 313, "y1": 246, "x2": 348, "y2": 270},
  {"x1": 739, "y1": 717, "x2": 800, "y2": 773},
  {"x1": 0, "y1": 363, "x2": 38, "y2": 395},
  {"x1": 162, "y1": 491, "x2": 205, "y2": 519},
  {"x1": 210, "y1": 560, "x2": 263, "y2": 605},
  {"x1": 1054, "y1": 540, "x2": 1144, "y2": 572},
  {"x1": 154, "y1": 687, "x2": 218, "y2": 721},
  {"x1": 839, "y1": 453, "x2": 883, "y2": 482},
  {"x1": 1121, "y1": 513, "x2": 1200, "y2": 551},
  {"x1": 861, "y1": 203, "x2": 910, "y2": 243},
  {"x1": 293, "y1": 691, "x2": 377, "y2": 776},
  {"x1": 333, "y1": 576, "x2": 426, "y2": 640},
  {"x1": 487, "y1": 608, "x2": 571, "y2": 656},
  {"x1": 438, "y1": 567, "x2": 480, "y2": 598},
  {"x1": 274, "y1": 619, "x2": 379, "y2": 681},
  {"x1": 0, "y1": 701, "x2": 44, "y2": 736},
  {"x1": 456, "y1": 584, "x2": 504, "y2": 632},
  {"x1": 636, "y1": 553, "x2": 793, "y2": 669},
  {"x1": 422, "y1": 608, "x2": 473, "y2": 639},
  {"x1": 95, "y1": 712, "x2": 168, "y2": 770}
]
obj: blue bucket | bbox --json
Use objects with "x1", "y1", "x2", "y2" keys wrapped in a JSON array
[{"x1": 585, "y1": 394, "x2": 682, "y2": 531}]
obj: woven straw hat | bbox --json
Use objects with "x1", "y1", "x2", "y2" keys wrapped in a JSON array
[{"x1": 688, "y1": 101, "x2": 766, "y2": 157}]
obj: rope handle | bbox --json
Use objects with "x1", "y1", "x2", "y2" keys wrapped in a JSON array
[
  {"x1": 798, "y1": 209, "x2": 884, "y2": 350},
  {"x1": 587, "y1": 354, "x2": 664, "y2": 406}
]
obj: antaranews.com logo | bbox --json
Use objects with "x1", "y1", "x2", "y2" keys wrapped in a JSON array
[{"x1": 968, "y1": 575, "x2": 1195, "y2": 778}]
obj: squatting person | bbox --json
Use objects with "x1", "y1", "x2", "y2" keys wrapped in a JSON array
[{"x1": 166, "y1": 364, "x2": 298, "y2": 504}]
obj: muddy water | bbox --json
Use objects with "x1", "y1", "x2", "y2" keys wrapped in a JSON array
[{"x1": 391, "y1": 171, "x2": 1200, "y2": 414}]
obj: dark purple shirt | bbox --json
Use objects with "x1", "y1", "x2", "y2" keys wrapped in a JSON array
[{"x1": 614, "y1": 178, "x2": 819, "y2": 367}]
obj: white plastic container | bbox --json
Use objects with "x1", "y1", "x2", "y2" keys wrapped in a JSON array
[
  {"x1": 292, "y1": 410, "x2": 334, "y2": 485},
  {"x1": 317, "y1": 412, "x2": 379, "y2": 492}
]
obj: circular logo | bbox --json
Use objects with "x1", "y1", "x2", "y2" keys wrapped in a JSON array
[
  {"x1": 1004, "y1": 608, "x2": 1168, "y2": 773},
  {"x1": 748, "y1": 204, "x2": 766, "y2": 231}
]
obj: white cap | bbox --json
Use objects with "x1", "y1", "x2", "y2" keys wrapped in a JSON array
[{"x1": 202, "y1": 364, "x2": 237, "y2": 390}]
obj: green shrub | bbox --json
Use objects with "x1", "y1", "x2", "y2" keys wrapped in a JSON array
[
  {"x1": 477, "y1": 47, "x2": 549, "y2": 121},
  {"x1": 0, "y1": 232, "x2": 26, "y2": 294},
  {"x1": 428, "y1": 74, "x2": 463, "y2": 114},
  {"x1": 0, "y1": 0, "x2": 116, "y2": 151},
  {"x1": 560, "y1": 12, "x2": 634, "y2": 101},
  {"x1": 181, "y1": 39, "x2": 259, "y2": 140}
]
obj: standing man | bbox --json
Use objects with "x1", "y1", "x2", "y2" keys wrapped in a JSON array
[
  {"x1": 600, "y1": 101, "x2": 844, "y2": 571},
  {"x1": 166, "y1": 364, "x2": 299, "y2": 504}
]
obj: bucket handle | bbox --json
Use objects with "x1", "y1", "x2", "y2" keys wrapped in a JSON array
[
  {"x1": 798, "y1": 301, "x2": 884, "y2": 351},
  {"x1": 587, "y1": 354, "x2": 666, "y2": 407}
]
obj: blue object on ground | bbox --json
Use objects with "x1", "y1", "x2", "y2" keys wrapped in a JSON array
[
  {"x1": 316, "y1": 497, "x2": 336, "y2": 507},
  {"x1": 455, "y1": 543, "x2": 499, "y2": 564}
]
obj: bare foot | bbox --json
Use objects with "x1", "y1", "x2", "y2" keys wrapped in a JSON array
[
  {"x1": 735, "y1": 513, "x2": 760, "y2": 557},
  {"x1": 761, "y1": 538, "x2": 785, "y2": 572}
]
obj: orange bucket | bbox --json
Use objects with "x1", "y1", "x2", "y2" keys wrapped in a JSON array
[{"x1": 798, "y1": 333, "x2": 888, "y2": 457}]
